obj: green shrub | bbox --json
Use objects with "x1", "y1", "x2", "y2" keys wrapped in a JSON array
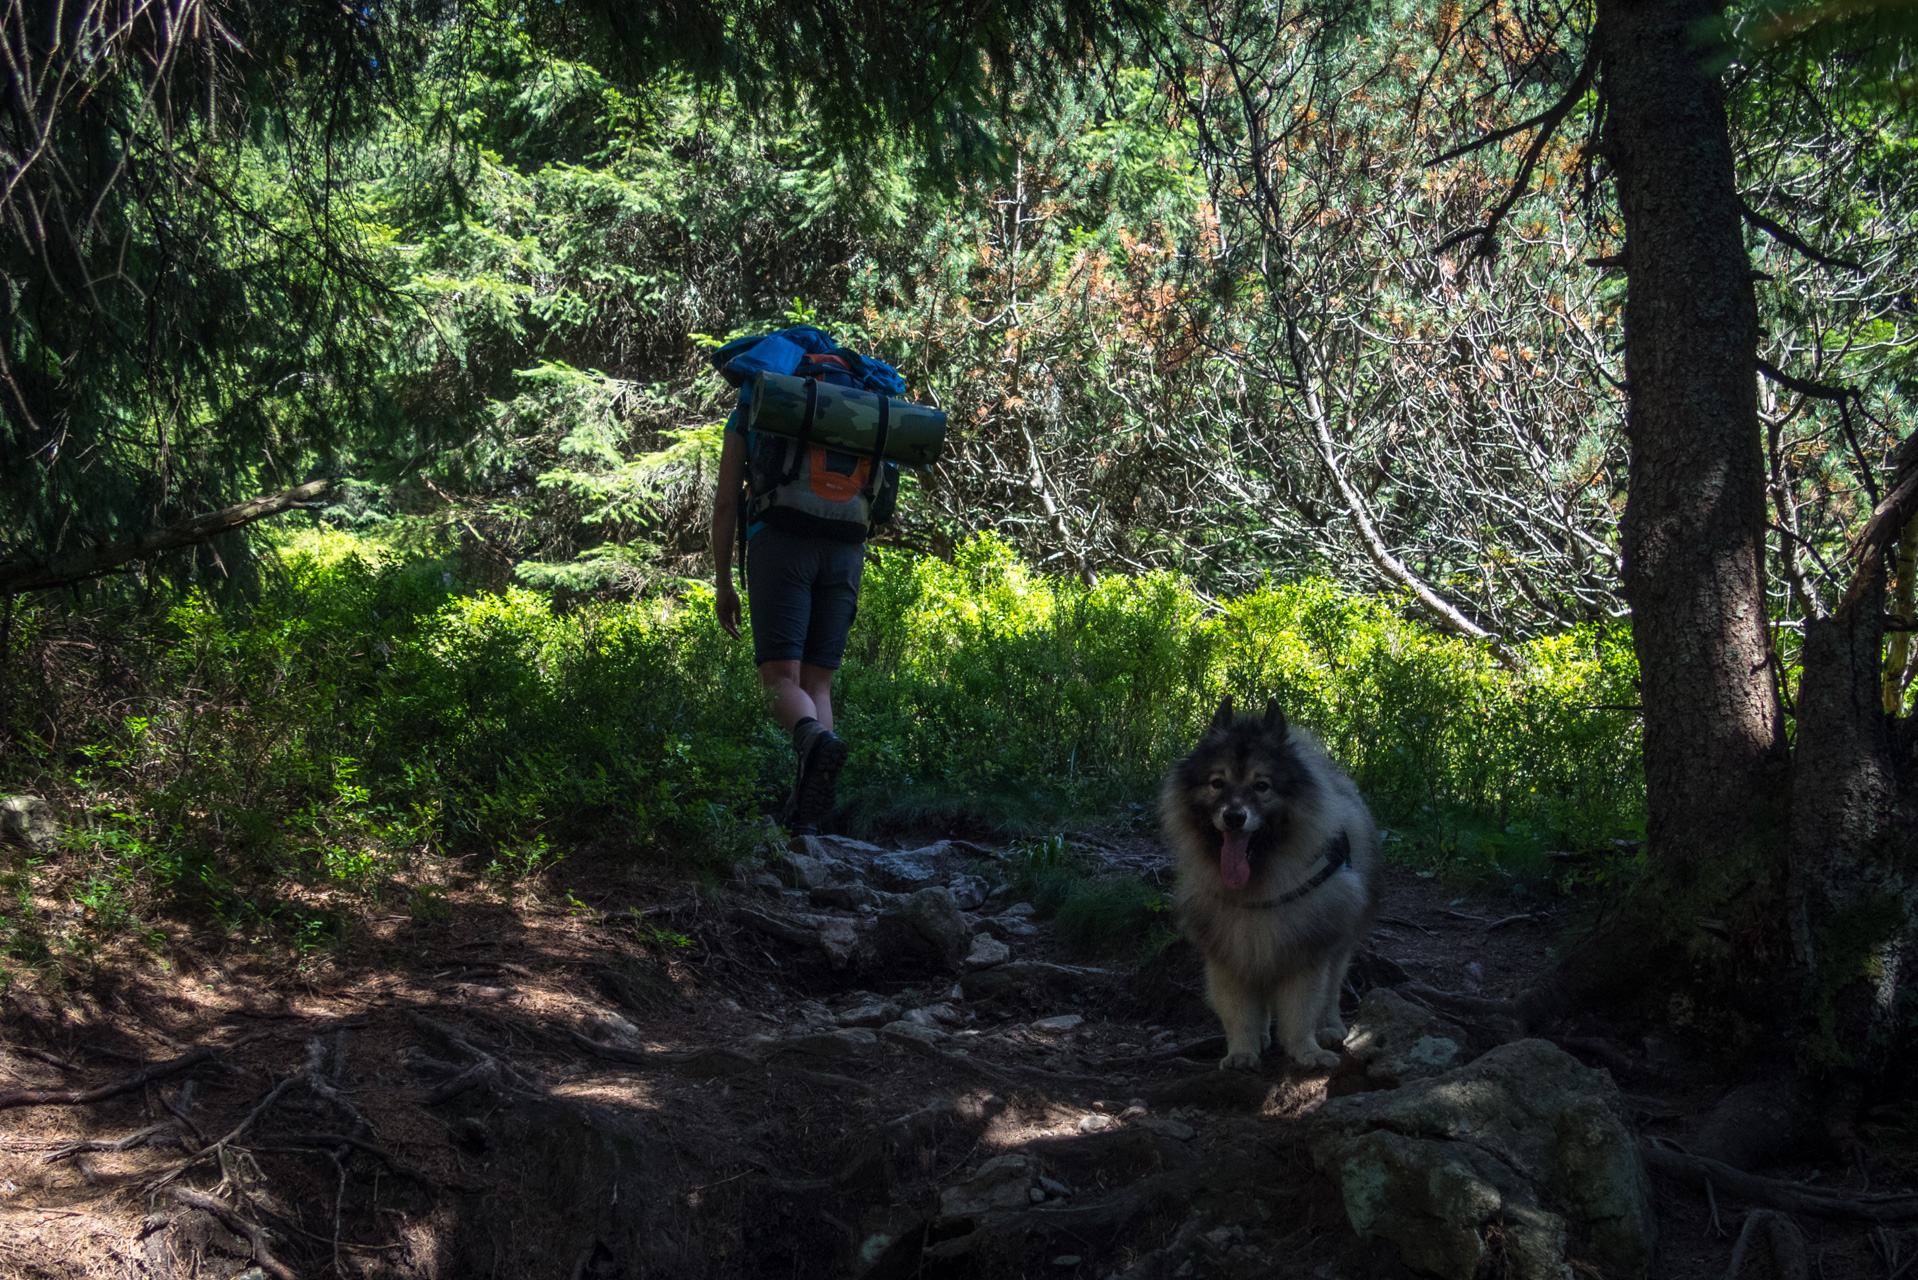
[{"x1": 0, "y1": 527, "x2": 1644, "y2": 935}]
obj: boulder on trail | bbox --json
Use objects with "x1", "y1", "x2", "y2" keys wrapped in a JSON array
[
  {"x1": 946, "y1": 873, "x2": 989, "y2": 910},
  {"x1": 875, "y1": 887, "x2": 974, "y2": 970},
  {"x1": 789, "y1": 833, "x2": 890, "y2": 862},
  {"x1": 1310, "y1": 1038, "x2": 1653, "y2": 1280},
  {"x1": 869, "y1": 844, "x2": 950, "y2": 891},
  {"x1": 964, "y1": 933, "x2": 1011, "y2": 970},
  {"x1": 1, "y1": 795, "x2": 59, "y2": 853},
  {"x1": 775, "y1": 849, "x2": 848, "y2": 891},
  {"x1": 1333, "y1": 988, "x2": 1477, "y2": 1093},
  {"x1": 836, "y1": 999, "x2": 901, "y2": 1028},
  {"x1": 938, "y1": 1154, "x2": 1036, "y2": 1221}
]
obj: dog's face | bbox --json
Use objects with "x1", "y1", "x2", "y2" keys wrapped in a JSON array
[{"x1": 1172, "y1": 697, "x2": 1317, "y2": 890}]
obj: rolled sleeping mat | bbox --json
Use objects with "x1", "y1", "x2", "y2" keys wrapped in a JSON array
[{"x1": 748, "y1": 370, "x2": 947, "y2": 466}]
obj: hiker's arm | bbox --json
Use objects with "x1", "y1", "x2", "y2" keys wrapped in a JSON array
[{"x1": 713, "y1": 429, "x2": 746, "y2": 638}]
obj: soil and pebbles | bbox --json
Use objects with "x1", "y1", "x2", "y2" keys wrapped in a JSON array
[{"x1": 2, "y1": 826, "x2": 1915, "y2": 1278}]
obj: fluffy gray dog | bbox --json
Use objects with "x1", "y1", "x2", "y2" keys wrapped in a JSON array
[{"x1": 1163, "y1": 697, "x2": 1381, "y2": 1071}]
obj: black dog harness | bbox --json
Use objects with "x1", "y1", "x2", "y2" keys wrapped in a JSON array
[{"x1": 1233, "y1": 830, "x2": 1352, "y2": 909}]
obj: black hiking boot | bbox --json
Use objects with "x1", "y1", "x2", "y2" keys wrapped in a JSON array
[{"x1": 789, "y1": 723, "x2": 848, "y2": 830}]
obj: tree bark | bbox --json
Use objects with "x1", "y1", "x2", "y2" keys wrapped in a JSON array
[{"x1": 1599, "y1": 0, "x2": 1786, "y2": 894}]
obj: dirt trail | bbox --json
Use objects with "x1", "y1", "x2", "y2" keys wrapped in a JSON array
[{"x1": 1, "y1": 833, "x2": 1913, "y2": 1279}]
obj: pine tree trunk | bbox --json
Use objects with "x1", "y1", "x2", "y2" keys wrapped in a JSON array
[
  {"x1": 1564, "y1": 0, "x2": 1918, "y2": 1086},
  {"x1": 1598, "y1": 0, "x2": 1787, "y2": 902}
]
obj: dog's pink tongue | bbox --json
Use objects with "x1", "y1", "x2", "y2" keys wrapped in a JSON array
[{"x1": 1220, "y1": 830, "x2": 1252, "y2": 890}]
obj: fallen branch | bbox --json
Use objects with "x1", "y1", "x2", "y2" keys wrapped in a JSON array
[
  {"x1": 0, "y1": 1046, "x2": 214, "y2": 1111},
  {"x1": 1484, "y1": 913, "x2": 1537, "y2": 931},
  {"x1": 1643, "y1": 1146, "x2": 1918, "y2": 1222},
  {"x1": 172, "y1": 1187, "x2": 297, "y2": 1280},
  {"x1": 0, "y1": 480, "x2": 335, "y2": 593}
]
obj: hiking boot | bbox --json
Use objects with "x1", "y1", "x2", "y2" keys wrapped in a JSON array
[{"x1": 791, "y1": 725, "x2": 849, "y2": 829}]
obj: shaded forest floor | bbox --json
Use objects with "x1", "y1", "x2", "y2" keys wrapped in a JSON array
[{"x1": 3, "y1": 829, "x2": 1916, "y2": 1279}]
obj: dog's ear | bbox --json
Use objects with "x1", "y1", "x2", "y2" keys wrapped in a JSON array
[
  {"x1": 1262, "y1": 698, "x2": 1288, "y2": 737},
  {"x1": 1209, "y1": 697, "x2": 1235, "y2": 733}
]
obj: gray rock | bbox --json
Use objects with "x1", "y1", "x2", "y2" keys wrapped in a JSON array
[
  {"x1": 1076, "y1": 1114, "x2": 1116, "y2": 1133},
  {"x1": 1339, "y1": 988, "x2": 1476, "y2": 1089},
  {"x1": 776, "y1": 851, "x2": 843, "y2": 890},
  {"x1": 836, "y1": 1001, "x2": 901, "y2": 1028},
  {"x1": 0, "y1": 796, "x2": 56, "y2": 853},
  {"x1": 791, "y1": 834, "x2": 890, "y2": 861},
  {"x1": 1135, "y1": 1115, "x2": 1196, "y2": 1141},
  {"x1": 876, "y1": 887, "x2": 974, "y2": 971},
  {"x1": 774, "y1": 1028, "x2": 878, "y2": 1060},
  {"x1": 946, "y1": 874, "x2": 989, "y2": 910},
  {"x1": 1032, "y1": 1014, "x2": 1084, "y2": 1033},
  {"x1": 817, "y1": 919, "x2": 858, "y2": 970},
  {"x1": 1000, "y1": 902, "x2": 1036, "y2": 918},
  {"x1": 880, "y1": 1018, "x2": 949, "y2": 1045},
  {"x1": 810, "y1": 883, "x2": 883, "y2": 911},
  {"x1": 938, "y1": 1154, "x2": 1034, "y2": 1220},
  {"x1": 964, "y1": 934, "x2": 1010, "y2": 970},
  {"x1": 970, "y1": 914, "x2": 1031, "y2": 942},
  {"x1": 870, "y1": 845, "x2": 950, "y2": 891},
  {"x1": 1310, "y1": 1038, "x2": 1653, "y2": 1280},
  {"x1": 583, "y1": 1012, "x2": 641, "y2": 1046}
]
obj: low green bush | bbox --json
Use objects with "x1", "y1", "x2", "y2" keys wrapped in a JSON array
[{"x1": 0, "y1": 527, "x2": 1644, "y2": 942}]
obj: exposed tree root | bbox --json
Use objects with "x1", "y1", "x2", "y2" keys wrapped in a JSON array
[
  {"x1": 171, "y1": 1186, "x2": 298, "y2": 1280},
  {"x1": 926, "y1": 1168, "x2": 1207, "y2": 1260},
  {"x1": 0, "y1": 1045, "x2": 214, "y2": 1110},
  {"x1": 47, "y1": 1120, "x2": 184, "y2": 1163},
  {"x1": 1115, "y1": 1209, "x2": 1214, "y2": 1280},
  {"x1": 407, "y1": 1008, "x2": 541, "y2": 1098},
  {"x1": 1726, "y1": 1210, "x2": 1811, "y2": 1280},
  {"x1": 1644, "y1": 1146, "x2": 1918, "y2": 1222},
  {"x1": 884, "y1": 1026, "x2": 1112, "y2": 1091}
]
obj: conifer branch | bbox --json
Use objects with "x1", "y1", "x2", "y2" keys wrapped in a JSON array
[{"x1": 0, "y1": 480, "x2": 335, "y2": 594}]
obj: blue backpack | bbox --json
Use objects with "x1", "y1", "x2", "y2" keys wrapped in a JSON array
[{"x1": 710, "y1": 328, "x2": 906, "y2": 546}]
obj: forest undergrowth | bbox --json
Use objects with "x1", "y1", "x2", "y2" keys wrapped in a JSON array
[{"x1": 0, "y1": 527, "x2": 1643, "y2": 990}]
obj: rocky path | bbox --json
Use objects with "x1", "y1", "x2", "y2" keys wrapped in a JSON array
[{"x1": 1, "y1": 831, "x2": 1914, "y2": 1279}]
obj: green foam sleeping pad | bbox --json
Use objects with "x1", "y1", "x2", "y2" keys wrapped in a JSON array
[{"x1": 748, "y1": 370, "x2": 948, "y2": 466}]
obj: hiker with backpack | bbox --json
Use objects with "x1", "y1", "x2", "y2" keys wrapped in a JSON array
[{"x1": 706, "y1": 326, "x2": 945, "y2": 835}]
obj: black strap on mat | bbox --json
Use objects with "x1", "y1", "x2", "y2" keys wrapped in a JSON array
[{"x1": 858, "y1": 393, "x2": 891, "y2": 504}]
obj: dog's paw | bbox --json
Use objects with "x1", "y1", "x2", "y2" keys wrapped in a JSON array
[
  {"x1": 1291, "y1": 1047, "x2": 1341, "y2": 1072},
  {"x1": 1219, "y1": 1051, "x2": 1262, "y2": 1073},
  {"x1": 1314, "y1": 1023, "x2": 1348, "y2": 1049}
]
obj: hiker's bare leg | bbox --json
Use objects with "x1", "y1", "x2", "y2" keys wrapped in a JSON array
[
  {"x1": 799, "y1": 664, "x2": 835, "y2": 730},
  {"x1": 760, "y1": 660, "x2": 837, "y2": 732}
]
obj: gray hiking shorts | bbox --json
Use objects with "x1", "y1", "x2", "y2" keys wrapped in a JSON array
[{"x1": 746, "y1": 532, "x2": 866, "y2": 669}]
